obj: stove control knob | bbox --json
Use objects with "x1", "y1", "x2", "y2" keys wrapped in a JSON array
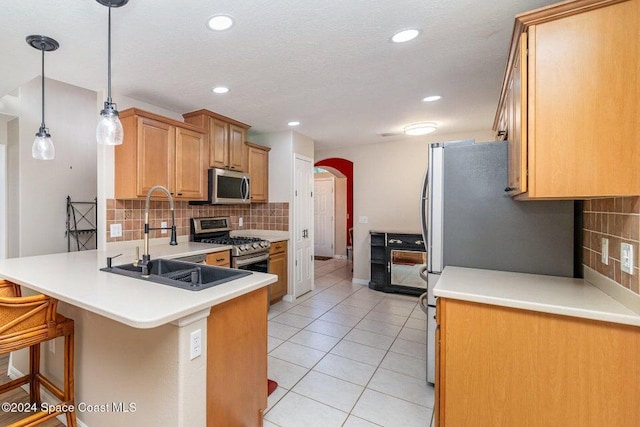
[
  {"x1": 239, "y1": 245, "x2": 247, "y2": 251},
  {"x1": 260, "y1": 241, "x2": 268, "y2": 248},
  {"x1": 252, "y1": 243, "x2": 259, "y2": 249}
]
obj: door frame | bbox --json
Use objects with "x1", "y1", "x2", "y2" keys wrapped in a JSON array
[{"x1": 289, "y1": 153, "x2": 314, "y2": 300}]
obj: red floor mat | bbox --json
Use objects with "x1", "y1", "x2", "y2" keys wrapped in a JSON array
[{"x1": 268, "y1": 379, "x2": 278, "y2": 396}]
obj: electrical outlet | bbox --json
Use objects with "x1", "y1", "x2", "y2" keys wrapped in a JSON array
[
  {"x1": 190, "y1": 329, "x2": 202, "y2": 360},
  {"x1": 239, "y1": 217, "x2": 243, "y2": 227},
  {"x1": 621, "y1": 243, "x2": 634, "y2": 274},
  {"x1": 48, "y1": 340, "x2": 55, "y2": 354},
  {"x1": 161, "y1": 221, "x2": 168, "y2": 234},
  {"x1": 110, "y1": 223, "x2": 122, "y2": 238},
  {"x1": 601, "y1": 237, "x2": 609, "y2": 265},
  {"x1": 359, "y1": 216, "x2": 368, "y2": 224}
]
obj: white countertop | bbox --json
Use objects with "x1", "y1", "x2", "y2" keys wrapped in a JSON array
[
  {"x1": 433, "y1": 266, "x2": 640, "y2": 327},
  {"x1": 0, "y1": 242, "x2": 276, "y2": 329},
  {"x1": 231, "y1": 229, "x2": 290, "y2": 243}
]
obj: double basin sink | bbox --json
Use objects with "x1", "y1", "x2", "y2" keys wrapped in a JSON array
[{"x1": 101, "y1": 258, "x2": 251, "y2": 291}]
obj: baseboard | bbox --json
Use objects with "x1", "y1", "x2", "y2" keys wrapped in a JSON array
[
  {"x1": 352, "y1": 278, "x2": 369, "y2": 286},
  {"x1": 7, "y1": 355, "x2": 88, "y2": 427},
  {"x1": 282, "y1": 294, "x2": 295, "y2": 303}
]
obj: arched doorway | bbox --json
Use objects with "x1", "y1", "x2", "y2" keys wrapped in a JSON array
[{"x1": 314, "y1": 158, "x2": 353, "y2": 260}]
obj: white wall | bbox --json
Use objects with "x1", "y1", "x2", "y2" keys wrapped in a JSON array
[
  {"x1": 315, "y1": 129, "x2": 495, "y2": 283},
  {"x1": 249, "y1": 131, "x2": 292, "y2": 203},
  {"x1": 0, "y1": 119, "x2": 6, "y2": 259},
  {"x1": 0, "y1": 78, "x2": 97, "y2": 257},
  {"x1": 6, "y1": 119, "x2": 19, "y2": 258}
]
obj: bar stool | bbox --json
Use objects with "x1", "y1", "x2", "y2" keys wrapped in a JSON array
[{"x1": 0, "y1": 279, "x2": 76, "y2": 427}]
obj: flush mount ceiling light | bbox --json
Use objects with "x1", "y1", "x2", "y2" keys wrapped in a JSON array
[
  {"x1": 212, "y1": 86, "x2": 229, "y2": 94},
  {"x1": 422, "y1": 95, "x2": 442, "y2": 102},
  {"x1": 207, "y1": 15, "x2": 235, "y2": 31},
  {"x1": 27, "y1": 35, "x2": 59, "y2": 160},
  {"x1": 288, "y1": 121, "x2": 300, "y2": 127},
  {"x1": 96, "y1": 0, "x2": 128, "y2": 146},
  {"x1": 404, "y1": 122, "x2": 437, "y2": 136},
  {"x1": 391, "y1": 29, "x2": 421, "y2": 43}
]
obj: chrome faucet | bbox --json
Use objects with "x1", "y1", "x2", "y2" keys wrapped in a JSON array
[{"x1": 138, "y1": 185, "x2": 177, "y2": 275}]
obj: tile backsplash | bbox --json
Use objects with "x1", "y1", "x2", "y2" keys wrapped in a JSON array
[
  {"x1": 583, "y1": 197, "x2": 639, "y2": 293},
  {"x1": 106, "y1": 200, "x2": 288, "y2": 243}
]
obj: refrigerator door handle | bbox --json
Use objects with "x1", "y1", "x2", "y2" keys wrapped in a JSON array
[{"x1": 419, "y1": 265, "x2": 428, "y2": 282}]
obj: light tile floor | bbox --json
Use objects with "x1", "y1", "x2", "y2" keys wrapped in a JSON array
[{"x1": 264, "y1": 258, "x2": 434, "y2": 427}]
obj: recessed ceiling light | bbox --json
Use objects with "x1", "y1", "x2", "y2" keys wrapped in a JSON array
[
  {"x1": 212, "y1": 86, "x2": 229, "y2": 94},
  {"x1": 207, "y1": 15, "x2": 234, "y2": 31},
  {"x1": 404, "y1": 122, "x2": 437, "y2": 136},
  {"x1": 422, "y1": 95, "x2": 442, "y2": 102},
  {"x1": 288, "y1": 121, "x2": 300, "y2": 127},
  {"x1": 391, "y1": 29, "x2": 420, "y2": 43}
]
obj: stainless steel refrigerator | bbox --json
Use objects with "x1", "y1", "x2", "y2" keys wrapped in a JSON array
[{"x1": 419, "y1": 140, "x2": 575, "y2": 384}]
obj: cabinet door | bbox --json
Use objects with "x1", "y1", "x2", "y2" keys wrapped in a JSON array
[
  {"x1": 209, "y1": 117, "x2": 229, "y2": 169},
  {"x1": 175, "y1": 127, "x2": 206, "y2": 200},
  {"x1": 248, "y1": 146, "x2": 269, "y2": 202},
  {"x1": 228, "y1": 124, "x2": 247, "y2": 171},
  {"x1": 268, "y1": 252, "x2": 287, "y2": 303},
  {"x1": 528, "y1": 1, "x2": 639, "y2": 197},
  {"x1": 136, "y1": 117, "x2": 174, "y2": 197},
  {"x1": 507, "y1": 34, "x2": 527, "y2": 195}
]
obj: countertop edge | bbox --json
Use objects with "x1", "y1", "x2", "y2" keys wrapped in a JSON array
[{"x1": 433, "y1": 267, "x2": 640, "y2": 328}]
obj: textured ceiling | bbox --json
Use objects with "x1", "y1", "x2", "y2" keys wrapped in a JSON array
[{"x1": 0, "y1": 0, "x2": 557, "y2": 150}]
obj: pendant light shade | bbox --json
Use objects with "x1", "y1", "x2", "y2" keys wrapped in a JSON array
[
  {"x1": 26, "y1": 35, "x2": 59, "y2": 160},
  {"x1": 96, "y1": 0, "x2": 129, "y2": 145}
]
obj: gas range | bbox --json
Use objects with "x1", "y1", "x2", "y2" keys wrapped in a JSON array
[{"x1": 190, "y1": 217, "x2": 271, "y2": 257}]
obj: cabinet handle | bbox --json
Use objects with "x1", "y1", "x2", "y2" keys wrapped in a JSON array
[
  {"x1": 177, "y1": 193, "x2": 183, "y2": 196},
  {"x1": 216, "y1": 258, "x2": 224, "y2": 262},
  {"x1": 504, "y1": 187, "x2": 515, "y2": 192},
  {"x1": 497, "y1": 130, "x2": 507, "y2": 137}
]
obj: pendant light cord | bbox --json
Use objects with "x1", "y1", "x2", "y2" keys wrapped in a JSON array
[
  {"x1": 107, "y1": 5, "x2": 112, "y2": 105},
  {"x1": 41, "y1": 43, "x2": 45, "y2": 131}
]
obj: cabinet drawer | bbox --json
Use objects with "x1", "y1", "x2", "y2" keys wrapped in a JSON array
[
  {"x1": 206, "y1": 250, "x2": 230, "y2": 267},
  {"x1": 269, "y1": 241, "x2": 287, "y2": 255}
]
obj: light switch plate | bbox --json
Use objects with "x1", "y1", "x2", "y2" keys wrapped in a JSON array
[
  {"x1": 161, "y1": 221, "x2": 168, "y2": 234},
  {"x1": 601, "y1": 238, "x2": 609, "y2": 265},
  {"x1": 110, "y1": 223, "x2": 122, "y2": 238},
  {"x1": 621, "y1": 243, "x2": 634, "y2": 274},
  {"x1": 359, "y1": 216, "x2": 368, "y2": 224},
  {"x1": 239, "y1": 217, "x2": 243, "y2": 227}
]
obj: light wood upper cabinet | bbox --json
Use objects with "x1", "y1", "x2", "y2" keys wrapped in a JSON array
[
  {"x1": 246, "y1": 142, "x2": 270, "y2": 203},
  {"x1": 183, "y1": 109, "x2": 251, "y2": 172},
  {"x1": 175, "y1": 127, "x2": 207, "y2": 199},
  {"x1": 495, "y1": 0, "x2": 640, "y2": 199},
  {"x1": 229, "y1": 124, "x2": 247, "y2": 172},
  {"x1": 115, "y1": 108, "x2": 206, "y2": 200},
  {"x1": 209, "y1": 118, "x2": 229, "y2": 169}
]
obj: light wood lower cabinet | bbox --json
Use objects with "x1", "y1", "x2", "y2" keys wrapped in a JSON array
[
  {"x1": 268, "y1": 241, "x2": 288, "y2": 304},
  {"x1": 436, "y1": 298, "x2": 640, "y2": 427},
  {"x1": 205, "y1": 250, "x2": 230, "y2": 267},
  {"x1": 207, "y1": 287, "x2": 268, "y2": 427}
]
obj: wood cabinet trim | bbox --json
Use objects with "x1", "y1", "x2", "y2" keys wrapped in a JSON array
[
  {"x1": 182, "y1": 109, "x2": 251, "y2": 130},
  {"x1": 245, "y1": 141, "x2": 271, "y2": 152},
  {"x1": 120, "y1": 108, "x2": 206, "y2": 134}
]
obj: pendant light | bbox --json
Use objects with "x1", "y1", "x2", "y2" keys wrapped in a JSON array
[
  {"x1": 26, "y1": 35, "x2": 59, "y2": 160},
  {"x1": 96, "y1": 0, "x2": 129, "y2": 145}
]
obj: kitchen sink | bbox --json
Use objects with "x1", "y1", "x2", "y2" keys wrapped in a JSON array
[{"x1": 101, "y1": 259, "x2": 251, "y2": 291}]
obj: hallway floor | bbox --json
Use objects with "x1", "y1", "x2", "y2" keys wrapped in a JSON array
[{"x1": 264, "y1": 258, "x2": 433, "y2": 427}]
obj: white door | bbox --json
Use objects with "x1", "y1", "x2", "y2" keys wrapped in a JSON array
[
  {"x1": 314, "y1": 177, "x2": 334, "y2": 258},
  {"x1": 294, "y1": 155, "x2": 314, "y2": 297}
]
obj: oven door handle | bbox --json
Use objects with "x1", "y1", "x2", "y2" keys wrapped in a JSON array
[{"x1": 234, "y1": 252, "x2": 269, "y2": 268}]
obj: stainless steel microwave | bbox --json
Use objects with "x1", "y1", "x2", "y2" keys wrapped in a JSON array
[{"x1": 190, "y1": 168, "x2": 250, "y2": 205}]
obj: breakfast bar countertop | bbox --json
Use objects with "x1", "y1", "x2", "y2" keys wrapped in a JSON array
[
  {"x1": 434, "y1": 266, "x2": 640, "y2": 327},
  {"x1": 0, "y1": 242, "x2": 276, "y2": 329}
]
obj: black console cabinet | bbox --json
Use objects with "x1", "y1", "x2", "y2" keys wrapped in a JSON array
[{"x1": 369, "y1": 231, "x2": 427, "y2": 296}]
